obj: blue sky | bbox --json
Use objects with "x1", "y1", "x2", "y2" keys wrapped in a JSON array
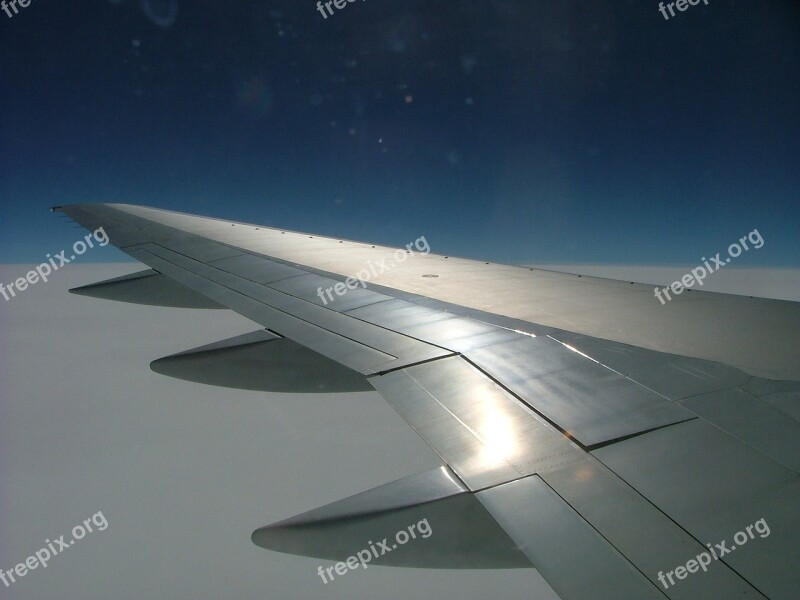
[{"x1": 1, "y1": 0, "x2": 798, "y2": 266}]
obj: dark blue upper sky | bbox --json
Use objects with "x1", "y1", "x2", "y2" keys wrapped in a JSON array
[{"x1": 1, "y1": 0, "x2": 798, "y2": 265}]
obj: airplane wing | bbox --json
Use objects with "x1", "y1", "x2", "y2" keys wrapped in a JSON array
[{"x1": 53, "y1": 203, "x2": 800, "y2": 600}]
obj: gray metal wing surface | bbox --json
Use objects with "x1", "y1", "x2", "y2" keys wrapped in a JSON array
[{"x1": 54, "y1": 203, "x2": 800, "y2": 600}]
